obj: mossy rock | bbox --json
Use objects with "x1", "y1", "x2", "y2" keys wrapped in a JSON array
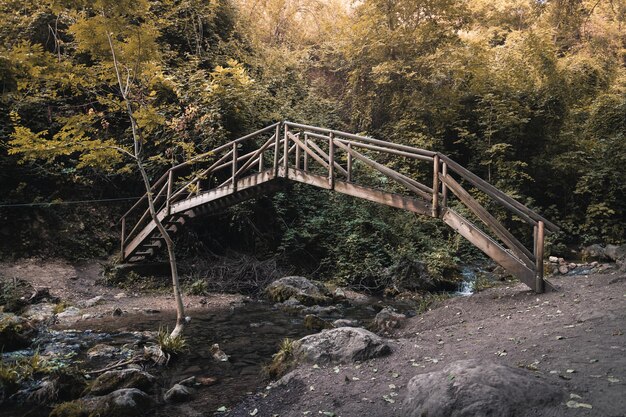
[
  {"x1": 0, "y1": 313, "x2": 36, "y2": 352},
  {"x1": 50, "y1": 388, "x2": 154, "y2": 417},
  {"x1": 90, "y1": 369, "x2": 156, "y2": 396},
  {"x1": 303, "y1": 314, "x2": 334, "y2": 331},
  {"x1": 265, "y1": 276, "x2": 332, "y2": 306}
]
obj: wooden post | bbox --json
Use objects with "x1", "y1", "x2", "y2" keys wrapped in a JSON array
[
  {"x1": 120, "y1": 216, "x2": 126, "y2": 259},
  {"x1": 166, "y1": 170, "x2": 173, "y2": 215},
  {"x1": 347, "y1": 143, "x2": 352, "y2": 183},
  {"x1": 283, "y1": 124, "x2": 289, "y2": 175},
  {"x1": 432, "y1": 154, "x2": 440, "y2": 217},
  {"x1": 304, "y1": 134, "x2": 309, "y2": 171},
  {"x1": 329, "y1": 132, "x2": 335, "y2": 189},
  {"x1": 535, "y1": 221, "x2": 545, "y2": 293},
  {"x1": 258, "y1": 150, "x2": 264, "y2": 171},
  {"x1": 232, "y1": 142, "x2": 238, "y2": 191},
  {"x1": 295, "y1": 139, "x2": 301, "y2": 170},
  {"x1": 441, "y1": 162, "x2": 448, "y2": 208},
  {"x1": 274, "y1": 124, "x2": 280, "y2": 177}
]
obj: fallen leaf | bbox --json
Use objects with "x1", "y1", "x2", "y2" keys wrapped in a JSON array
[
  {"x1": 566, "y1": 369, "x2": 575, "y2": 374},
  {"x1": 608, "y1": 377, "x2": 620, "y2": 383},
  {"x1": 389, "y1": 384, "x2": 396, "y2": 390},
  {"x1": 392, "y1": 373, "x2": 399, "y2": 378},
  {"x1": 567, "y1": 401, "x2": 592, "y2": 409},
  {"x1": 250, "y1": 409, "x2": 258, "y2": 416},
  {"x1": 569, "y1": 393, "x2": 582, "y2": 399},
  {"x1": 217, "y1": 406, "x2": 227, "y2": 412}
]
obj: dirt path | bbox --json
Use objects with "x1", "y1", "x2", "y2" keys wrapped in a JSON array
[{"x1": 229, "y1": 271, "x2": 626, "y2": 417}]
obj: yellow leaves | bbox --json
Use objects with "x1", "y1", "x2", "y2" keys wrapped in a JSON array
[
  {"x1": 7, "y1": 126, "x2": 51, "y2": 163},
  {"x1": 209, "y1": 59, "x2": 254, "y2": 95},
  {"x1": 134, "y1": 106, "x2": 166, "y2": 136}
]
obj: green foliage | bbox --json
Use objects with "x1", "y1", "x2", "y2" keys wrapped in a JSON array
[
  {"x1": 156, "y1": 327, "x2": 188, "y2": 356},
  {"x1": 265, "y1": 337, "x2": 296, "y2": 379}
]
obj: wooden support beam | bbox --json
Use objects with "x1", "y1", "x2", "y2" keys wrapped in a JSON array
[
  {"x1": 287, "y1": 132, "x2": 348, "y2": 177},
  {"x1": 442, "y1": 162, "x2": 448, "y2": 208},
  {"x1": 329, "y1": 133, "x2": 335, "y2": 189},
  {"x1": 441, "y1": 174, "x2": 535, "y2": 268},
  {"x1": 274, "y1": 124, "x2": 280, "y2": 176},
  {"x1": 283, "y1": 124, "x2": 289, "y2": 175},
  {"x1": 432, "y1": 154, "x2": 440, "y2": 218},
  {"x1": 535, "y1": 221, "x2": 545, "y2": 293}
]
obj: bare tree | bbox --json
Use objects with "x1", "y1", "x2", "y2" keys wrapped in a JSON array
[{"x1": 107, "y1": 33, "x2": 186, "y2": 338}]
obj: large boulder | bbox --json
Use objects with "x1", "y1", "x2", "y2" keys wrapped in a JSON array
[
  {"x1": 605, "y1": 244, "x2": 626, "y2": 270},
  {"x1": 294, "y1": 327, "x2": 391, "y2": 364},
  {"x1": 265, "y1": 276, "x2": 332, "y2": 306},
  {"x1": 50, "y1": 388, "x2": 154, "y2": 417},
  {"x1": 401, "y1": 359, "x2": 563, "y2": 417},
  {"x1": 373, "y1": 307, "x2": 406, "y2": 332},
  {"x1": 0, "y1": 313, "x2": 36, "y2": 352},
  {"x1": 581, "y1": 244, "x2": 607, "y2": 261},
  {"x1": 90, "y1": 369, "x2": 157, "y2": 395}
]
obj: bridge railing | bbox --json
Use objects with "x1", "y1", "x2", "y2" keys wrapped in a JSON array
[
  {"x1": 120, "y1": 122, "x2": 281, "y2": 256},
  {"x1": 121, "y1": 120, "x2": 558, "y2": 292}
]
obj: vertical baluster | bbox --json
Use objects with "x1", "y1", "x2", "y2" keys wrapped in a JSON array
[
  {"x1": 166, "y1": 170, "x2": 173, "y2": 215},
  {"x1": 283, "y1": 124, "x2": 289, "y2": 176},
  {"x1": 432, "y1": 154, "x2": 440, "y2": 217},
  {"x1": 232, "y1": 142, "x2": 238, "y2": 191},
  {"x1": 534, "y1": 221, "x2": 545, "y2": 293},
  {"x1": 441, "y1": 162, "x2": 448, "y2": 209},
  {"x1": 329, "y1": 132, "x2": 335, "y2": 189},
  {"x1": 274, "y1": 124, "x2": 280, "y2": 177},
  {"x1": 295, "y1": 139, "x2": 301, "y2": 170},
  {"x1": 258, "y1": 149, "x2": 264, "y2": 171},
  {"x1": 304, "y1": 134, "x2": 309, "y2": 171},
  {"x1": 347, "y1": 143, "x2": 352, "y2": 183}
]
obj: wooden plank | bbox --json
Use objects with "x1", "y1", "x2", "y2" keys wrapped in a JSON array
[
  {"x1": 285, "y1": 169, "x2": 431, "y2": 216},
  {"x1": 442, "y1": 208, "x2": 537, "y2": 290},
  {"x1": 442, "y1": 174, "x2": 536, "y2": 269}
]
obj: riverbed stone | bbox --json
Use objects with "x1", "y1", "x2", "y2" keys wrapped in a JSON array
[
  {"x1": 303, "y1": 314, "x2": 334, "y2": 331},
  {"x1": 294, "y1": 327, "x2": 391, "y2": 364},
  {"x1": 265, "y1": 276, "x2": 332, "y2": 306},
  {"x1": 90, "y1": 369, "x2": 157, "y2": 395},
  {"x1": 80, "y1": 295, "x2": 105, "y2": 308},
  {"x1": 373, "y1": 307, "x2": 406, "y2": 332},
  {"x1": 0, "y1": 313, "x2": 36, "y2": 352},
  {"x1": 164, "y1": 383, "x2": 195, "y2": 403},
  {"x1": 582, "y1": 244, "x2": 607, "y2": 261},
  {"x1": 56, "y1": 306, "x2": 81, "y2": 319},
  {"x1": 22, "y1": 302, "x2": 56, "y2": 322},
  {"x1": 401, "y1": 359, "x2": 563, "y2": 417},
  {"x1": 50, "y1": 388, "x2": 154, "y2": 417}
]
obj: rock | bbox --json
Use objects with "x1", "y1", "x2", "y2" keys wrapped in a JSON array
[
  {"x1": 114, "y1": 292, "x2": 127, "y2": 299},
  {"x1": 56, "y1": 306, "x2": 81, "y2": 319},
  {"x1": 581, "y1": 244, "x2": 607, "y2": 261},
  {"x1": 605, "y1": 244, "x2": 626, "y2": 270},
  {"x1": 196, "y1": 376, "x2": 217, "y2": 386},
  {"x1": 210, "y1": 343, "x2": 229, "y2": 362},
  {"x1": 303, "y1": 314, "x2": 334, "y2": 331},
  {"x1": 90, "y1": 369, "x2": 157, "y2": 395},
  {"x1": 274, "y1": 297, "x2": 305, "y2": 314},
  {"x1": 294, "y1": 327, "x2": 391, "y2": 365},
  {"x1": 548, "y1": 256, "x2": 558, "y2": 263},
  {"x1": 112, "y1": 307, "x2": 123, "y2": 317},
  {"x1": 50, "y1": 388, "x2": 154, "y2": 417},
  {"x1": 265, "y1": 276, "x2": 332, "y2": 306},
  {"x1": 178, "y1": 376, "x2": 196, "y2": 387},
  {"x1": 332, "y1": 319, "x2": 359, "y2": 328},
  {"x1": 558, "y1": 265, "x2": 569, "y2": 274},
  {"x1": 0, "y1": 313, "x2": 36, "y2": 352},
  {"x1": 333, "y1": 288, "x2": 347, "y2": 301},
  {"x1": 401, "y1": 359, "x2": 563, "y2": 417},
  {"x1": 373, "y1": 307, "x2": 406, "y2": 332},
  {"x1": 22, "y1": 302, "x2": 56, "y2": 322},
  {"x1": 386, "y1": 257, "x2": 460, "y2": 292},
  {"x1": 80, "y1": 296, "x2": 105, "y2": 308},
  {"x1": 87, "y1": 343, "x2": 120, "y2": 359},
  {"x1": 301, "y1": 305, "x2": 339, "y2": 317},
  {"x1": 28, "y1": 287, "x2": 59, "y2": 304},
  {"x1": 164, "y1": 383, "x2": 195, "y2": 403}
]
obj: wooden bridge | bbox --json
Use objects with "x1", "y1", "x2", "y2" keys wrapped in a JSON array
[{"x1": 120, "y1": 121, "x2": 558, "y2": 293}]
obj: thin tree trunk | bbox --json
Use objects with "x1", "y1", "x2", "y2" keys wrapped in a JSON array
[{"x1": 108, "y1": 33, "x2": 186, "y2": 337}]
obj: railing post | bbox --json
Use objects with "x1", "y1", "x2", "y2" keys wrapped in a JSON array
[
  {"x1": 232, "y1": 142, "x2": 238, "y2": 191},
  {"x1": 347, "y1": 143, "x2": 352, "y2": 183},
  {"x1": 283, "y1": 124, "x2": 289, "y2": 176},
  {"x1": 166, "y1": 170, "x2": 173, "y2": 216},
  {"x1": 120, "y1": 216, "x2": 126, "y2": 260},
  {"x1": 295, "y1": 139, "x2": 301, "y2": 170},
  {"x1": 274, "y1": 124, "x2": 280, "y2": 177},
  {"x1": 441, "y1": 162, "x2": 448, "y2": 208},
  {"x1": 304, "y1": 134, "x2": 309, "y2": 171},
  {"x1": 432, "y1": 154, "x2": 440, "y2": 217},
  {"x1": 258, "y1": 149, "x2": 264, "y2": 171},
  {"x1": 534, "y1": 221, "x2": 545, "y2": 293},
  {"x1": 329, "y1": 132, "x2": 335, "y2": 189}
]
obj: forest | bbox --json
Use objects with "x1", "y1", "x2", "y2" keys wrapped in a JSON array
[{"x1": 1, "y1": 0, "x2": 625, "y2": 284}]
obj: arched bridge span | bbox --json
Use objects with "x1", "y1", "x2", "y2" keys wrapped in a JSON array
[{"x1": 120, "y1": 122, "x2": 559, "y2": 293}]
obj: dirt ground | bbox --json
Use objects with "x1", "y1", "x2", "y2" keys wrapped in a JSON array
[
  {"x1": 2, "y1": 258, "x2": 625, "y2": 417},
  {"x1": 229, "y1": 271, "x2": 626, "y2": 417}
]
